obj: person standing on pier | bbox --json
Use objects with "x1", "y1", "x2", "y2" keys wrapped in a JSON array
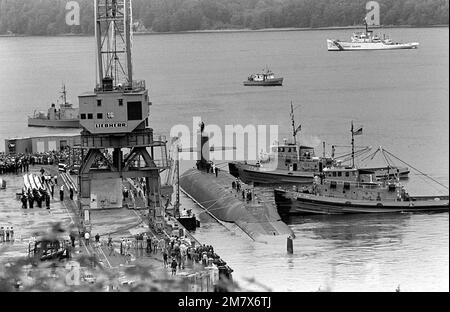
[
  {"x1": 171, "y1": 258, "x2": 178, "y2": 275},
  {"x1": 60, "y1": 185, "x2": 64, "y2": 201},
  {"x1": 69, "y1": 187, "x2": 74, "y2": 200},
  {"x1": 50, "y1": 183, "x2": 54, "y2": 199},
  {"x1": 163, "y1": 249, "x2": 168, "y2": 267},
  {"x1": 215, "y1": 166, "x2": 219, "y2": 177},
  {"x1": 21, "y1": 194, "x2": 28, "y2": 209},
  {"x1": 29, "y1": 195, "x2": 34, "y2": 209},
  {"x1": 70, "y1": 233, "x2": 76, "y2": 248},
  {"x1": 45, "y1": 194, "x2": 50, "y2": 209},
  {"x1": 84, "y1": 231, "x2": 90, "y2": 246}
]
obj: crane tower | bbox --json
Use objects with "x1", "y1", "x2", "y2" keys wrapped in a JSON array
[{"x1": 77, "y1": 0, "x2": 169, "y2": 224}]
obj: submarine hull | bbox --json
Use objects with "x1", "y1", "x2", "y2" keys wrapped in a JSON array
[{"x1": 179, "y1": 168, "x2": 293, "y2": 241}]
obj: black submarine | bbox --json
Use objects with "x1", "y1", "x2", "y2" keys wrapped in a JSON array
[{"x1": 179, "y1": 123, "x2": 294, "y2": 243}]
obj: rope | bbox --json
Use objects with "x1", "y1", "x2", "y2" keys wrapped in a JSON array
[
  {"x1": 359, "y1": 147, "x2": 380, "y2": 164},
  {"x1": 382, "y1": 149, "x2": 449, "y2": 190}
]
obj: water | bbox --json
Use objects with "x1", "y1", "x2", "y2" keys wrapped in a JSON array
[{"x1": 0, "y1": 27, "x2": 448, "y2": 291}]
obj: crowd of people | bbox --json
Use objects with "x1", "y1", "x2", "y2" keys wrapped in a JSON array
[
  {"x1": 196, "y1": 160, "x2": 220, "y2": 177},
  {"x1": 231, "y1": 178, "x2": 254, "y2": 202},
  {"x1": 163, "y1": 235, "x2": 223, "y2": 276},
  {"x1": 0, "y1": 148, "x2": 82, "y2": 175},
  {"x1": 0, "y1": 226, "x2": 15, "y2": 243}
]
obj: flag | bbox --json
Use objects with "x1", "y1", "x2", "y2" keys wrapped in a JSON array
[
  {"x1": 294, "y1": 124, "x2": 301, "y2": 135},
  {"x1": 353, "y1": 126, "x2": 363, "y2": 136}
]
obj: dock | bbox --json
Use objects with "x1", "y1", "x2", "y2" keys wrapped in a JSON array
[{"x1": 0, "y1": 164, "x2": 233, "y2": 291}]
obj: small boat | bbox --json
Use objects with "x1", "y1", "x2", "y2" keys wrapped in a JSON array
[
  {"x1": 243, "y1": 68, "x2": 283, "y2": 86},
  {"x1": 0, "y1": 178, "x2": 6, "y2": 189},
  {"x1": 28, "y1": 84, "x2": 80, "y2": 128},
  {"x1": 327, "y1": 20, "x2": 419, "y2": 51}
]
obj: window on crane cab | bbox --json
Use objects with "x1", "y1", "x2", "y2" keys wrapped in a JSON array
[
  {"x1": 337, "y1": 172, "x2": 342, "y2": 177},
  {"x1": 87, "y1": 113, "x2": 93, "y2": 120},
  {"x1": 97, "y1": 99, "x2": 102, "y2": 107},
  {"x1": 118, "y1": 99, "x2": 123, "y2": 106},
  {"x1": 80, "y1": 114, "x2": 86, "y2": 120},
  {"x1": 97, "y1": 113, "x2": 103, "y2": 119},
  {"x1": 127, "y1": 101, "x2": 142, "y2": 120},
  {"x1": 330, "y1": 181, "x2": 337, "y2": 189}
]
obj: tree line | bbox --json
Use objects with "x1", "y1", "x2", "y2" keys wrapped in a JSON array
[{"x1": 0, "y1": 0, "x2": 448, "y2": 35}]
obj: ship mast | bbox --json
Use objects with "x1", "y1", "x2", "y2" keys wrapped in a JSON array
[
  {"x1": 351, "y1": 121, "x2": 355, "y2": 168},
  {"x1": 290, "y1": 102, "x2": 301, "y2": 145}
]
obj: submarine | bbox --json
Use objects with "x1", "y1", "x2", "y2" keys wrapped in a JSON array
[{"x1": 179, "y1": 123, "x2": 294, "y2": 243}]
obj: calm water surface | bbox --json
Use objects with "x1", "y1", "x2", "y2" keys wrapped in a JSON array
[{"x1": 0, "y1": 28, "x2": 448, "y2": 291}]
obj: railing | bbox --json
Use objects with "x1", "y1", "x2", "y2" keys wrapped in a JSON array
[{"x1": 94, "y1": 80, "x2": 146, "y2": 93}]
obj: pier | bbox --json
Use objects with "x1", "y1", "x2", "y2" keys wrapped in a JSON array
[{"x1": 0, "y1": 163, "x2": 233, "y2": 291}]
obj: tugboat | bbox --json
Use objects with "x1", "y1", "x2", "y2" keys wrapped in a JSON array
[
  {"x1": 274, "y1": 126, "x2": 448, "y2": 216},
  {"x1": 327, "y1": 20, "x2": 419, "y2": 51},
  {"x1": 274, "y1": 166, "x2": 448, "y2": 215},
  {"x1": 229, "y1": 103, "x2": 333, "y2": 185},
  {"x1": 28, "y1": 84, "x2": 80, "y2": 128},
  {"x1": 229, "y1": 110, "x2": 409, "y2": 185},
  {"x1": 243, "y1": 67, "x2": 283, "y2": 86}
]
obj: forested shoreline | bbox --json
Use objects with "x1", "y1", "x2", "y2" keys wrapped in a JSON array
[{"x1": 0, "y1": 0, "x2": 448, "y2": 36}]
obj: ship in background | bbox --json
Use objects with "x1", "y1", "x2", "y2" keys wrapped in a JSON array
[
  {"x1": 243, "y1": 67, "x2": 283, "y2": 86},
  {"x1": 327, "y1": 19, "x2": 419, "y2": 51},
  {"x1": 28, "y1": 84, "x2": 80, "y2": 128}
]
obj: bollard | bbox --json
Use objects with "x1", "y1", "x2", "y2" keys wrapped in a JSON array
[{"x1": 287, "y1": 235, "x2": 293, "y2": 254}]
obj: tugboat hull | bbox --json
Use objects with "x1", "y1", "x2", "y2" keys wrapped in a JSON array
[
  {"x1": 229, "y1": 162, "x2": 315, "y2": 185},
  {"x1": 274, "y1": 188, "x2": 449, "y2": 215}
]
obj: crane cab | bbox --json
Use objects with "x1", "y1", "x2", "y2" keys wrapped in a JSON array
[{"x1": 78, "y1": 78, "x2": 150, "y2": 135}]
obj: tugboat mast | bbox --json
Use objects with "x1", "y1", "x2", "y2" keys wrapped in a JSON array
[
  {"x1": 61, "y1": 84, "x2": 67, "y2": 105},
  {"x1": 290, "y1": 102, "x2": 301, "y2": 145},
  {"x1": 351, "y1": 121, "x2": 355, "y2": 168}
]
